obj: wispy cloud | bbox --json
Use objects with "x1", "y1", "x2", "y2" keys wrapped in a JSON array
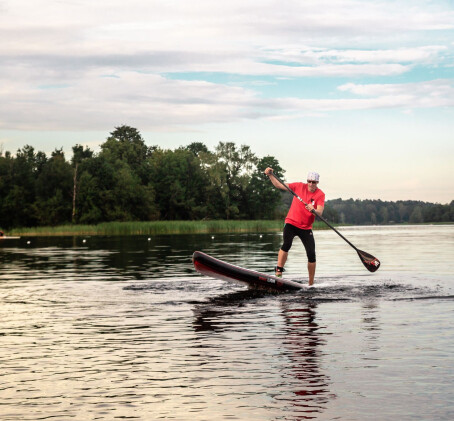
[
  {"x1": 1, "y1": 70, "x2": 452, "y2": 131},
  {"x1": 0, "y1": 72, "x2": 262, "y2": 130},
  {"x1": 269, "y1": 79, "x2": 454, "y2": 113},
  {"x1": 338, "y1": 79, "x2": 454, "y2": 108},
  {"x1": 263, "y1": 45, "x2": 447, "y2": 65}
]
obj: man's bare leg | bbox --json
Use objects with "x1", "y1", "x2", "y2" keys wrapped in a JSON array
[
  {"x1": 276, "y1": 249, "x2": 288, "y2": 276},
  {"x1": 308, "y1": 262, "x2": 316, "y2": 286}
]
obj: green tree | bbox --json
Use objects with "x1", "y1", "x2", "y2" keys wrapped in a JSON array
[
  {"x1": 77, "y1": 150, "x2": 158, "y2": 222},
  {"x1": 71, "y1": 144, "x2": 94, "y2": 223},
  {"x1": 379, "y1": 206, "x2": 389, "y2": 224},
  {"x1": 398, "y1": 202, "x2": 409, "y2": 223},
  {"x1": 76, "y1": 171, "x2": 103, "y2": 224},
  {"x1": 100, "y1": 125, "x2": 155, "y2": 183},
  {"x1": 35, "y1": 149, "x2": 73, "y2": 226},
  {"x1": 198, "y1": 149, "x2": 229, "y2": 219},
  {"x1": 0, "y1": 151, "x2": 14, "y2": 227},
  {"x1": 149, "y1": 148, "x2": 208, "y2": 219},
  {"x1": 323, "y1": 204, "x2": 340, "y2": 223},
  {"x1": 246, "y1": 156, "x2": 284, "y2": 219},
  {"x1": 212, "y1": 142, "x2": 258, "y2": 219},
  {"x1": 1, "y1": 145, "x2": 47, "y2": 228},
  {"x1": 185, "y1": 142, "x2": 209, "y2": 157},
  {"x1": 409, "y1": 206, "x2": 424, "y2": 223},
  {"x1": 107, "y1": 163, "x2": 157, "y2": 221}
]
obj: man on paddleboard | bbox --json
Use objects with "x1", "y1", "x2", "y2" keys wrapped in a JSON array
[{"x1": 264, "y1": 168, "x2": 325, "y2": 286}]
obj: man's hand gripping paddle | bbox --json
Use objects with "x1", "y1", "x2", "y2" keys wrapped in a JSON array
[{"x1": 270, "y1": 172, "x2": 380, "y2": 272}]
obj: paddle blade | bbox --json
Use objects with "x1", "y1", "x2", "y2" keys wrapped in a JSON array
[{"x1": 357, "y1": 249, "x2": 380, "y2": 272}]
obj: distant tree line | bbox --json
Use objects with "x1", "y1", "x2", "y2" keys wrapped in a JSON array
[
  {"x1": 323, "y1": 198, "x2": 454, "y2": 225},
  {"x1": 0, "y1": 125, "x2": 453, "y2": 229}
]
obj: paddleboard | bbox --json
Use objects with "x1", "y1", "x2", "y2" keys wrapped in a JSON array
[
  {"x1": 0, "y1": 236, "x2": 21, "y2": 240},
  {"x1": 192, "y1": 251, "x2": 304, "y2": 291}
]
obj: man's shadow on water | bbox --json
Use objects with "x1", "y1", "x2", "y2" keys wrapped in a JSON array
[{"x1": 192, "y1": 289, "x2": 335, "y2": 419}]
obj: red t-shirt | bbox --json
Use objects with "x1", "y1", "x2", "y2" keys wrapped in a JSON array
[{"x1": 285, "y1": 183, "x2": 325, "y2": 229}]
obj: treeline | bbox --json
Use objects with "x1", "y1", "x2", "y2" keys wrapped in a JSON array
[
  {"x1": 324, "y1": 198, "x2": 454, "y2": 225},
  {"x1": 0, "y1": 126, "x2": 285, "y2": 229},
  {"x1": 1, "y1": 125, "x2": 452, "y2": 230}
]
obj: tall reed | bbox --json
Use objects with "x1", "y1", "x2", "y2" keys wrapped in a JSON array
[{"x1": 10, "y1": 220, "x2": 328, "y2": 236}]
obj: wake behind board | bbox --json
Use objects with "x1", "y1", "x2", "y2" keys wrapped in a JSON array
[{"x1": 192, "y1": 251, "x2": 304, "y2": 291}]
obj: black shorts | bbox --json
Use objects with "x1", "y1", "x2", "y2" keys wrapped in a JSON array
[{"x1": 281, "y1": 223, "x2": 316, "y2": 263}]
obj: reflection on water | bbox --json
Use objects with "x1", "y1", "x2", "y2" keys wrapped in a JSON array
[
  {"x1": 280, "y1": 302, "x2": 333, "y2": 419},
  {"x1": 0, "y1": 225, "x2": 453, "y2": 420},
  {"x1": 192, "y1": 292, "x2": 333, "y2": 420}
]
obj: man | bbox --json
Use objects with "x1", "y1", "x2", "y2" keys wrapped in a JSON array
[{"x1": 264, "y1": 168, "x2": 325, "y2": 286}]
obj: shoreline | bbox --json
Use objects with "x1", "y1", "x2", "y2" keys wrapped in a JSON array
[{"x1": 4, "y1": 221, "x2": 452, "y2": 237}]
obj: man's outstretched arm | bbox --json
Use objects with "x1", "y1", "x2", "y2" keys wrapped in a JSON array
[{"x1": 264, "y1": 167, "x2": 288, "y2": 191}]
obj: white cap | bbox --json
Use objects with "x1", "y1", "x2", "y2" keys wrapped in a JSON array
[{"x1": 307, "y1": 171, "x2": 320, "y2": 182}]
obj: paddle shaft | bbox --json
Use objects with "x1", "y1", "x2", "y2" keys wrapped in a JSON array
[{"x1": 270, "y1": 173, "x2": 359, "y2": 252}]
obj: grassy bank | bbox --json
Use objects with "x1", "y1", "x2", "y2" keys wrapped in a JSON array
[{"x1": 9, "y1": 220, "x2": 329, "y2": 236}]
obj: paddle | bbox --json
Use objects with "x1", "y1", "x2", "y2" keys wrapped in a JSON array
[{"x1": 270, "y1": 172, "x2": 380, "y2": 272}]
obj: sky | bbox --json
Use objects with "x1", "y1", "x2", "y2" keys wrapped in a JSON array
[{"x1": 0, "y1": 0, "x2": 453, "y2": 203}]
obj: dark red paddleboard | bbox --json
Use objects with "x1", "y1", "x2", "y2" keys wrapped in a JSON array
[{"x1": 192, "y1": 251, "x2": 304, "y2": 291}]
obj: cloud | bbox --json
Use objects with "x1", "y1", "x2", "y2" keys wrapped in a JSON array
[
  {"x1": 0, "y1": 51, "x2": 412, "y2": 82},
  {"x1": 338, "y1": 79, "x2": 454, "y2": 108},
  {"x1": 3, "y1": 1, "x2": 454, "y2": 53},
  {"x1": 263, "y1": 45, "x2": 446, "y2": 65},
  {"x1": 0, "y1": 0, "x2": 453, "y2": 131},
  {"x1": 0, "y1": 72, "x2": 265, "y2": 130},
  {"x1": 1, "y1": 68, "x2": 452, "y2": 132}
]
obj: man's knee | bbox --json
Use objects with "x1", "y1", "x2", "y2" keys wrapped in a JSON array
[
  {"x1": 281, "y1": 234, "x2": 293, "y2": 252},
  {"x1": 281, "y1": 244, "x2": 291, "y2": 253}
]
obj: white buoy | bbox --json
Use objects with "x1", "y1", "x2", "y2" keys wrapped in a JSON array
[
  {"x1": 27, "y1": 241, "x2": 31, "y2": 244},
  {"x1": 83, "y1": 239, "x2": 86, "y2": 243},
  {"x1": 148, "y1": 238, "x2": 151, "y2": 241},
  {"x1": 211, "y1": 236, "x2": 215, "y2": 240}
]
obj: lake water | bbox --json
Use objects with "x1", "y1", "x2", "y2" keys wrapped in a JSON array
[{"x1": 1, "y1": 225, "x2": 453, "y2": 420}]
